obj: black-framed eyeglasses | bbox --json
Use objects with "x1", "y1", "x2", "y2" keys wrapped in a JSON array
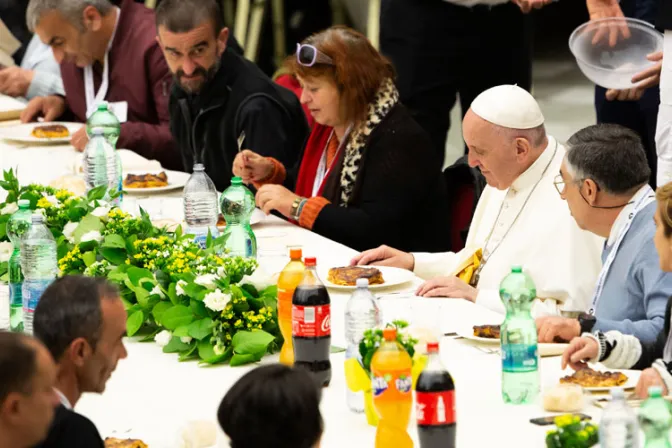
[{"x1": 296, "y1": 43, "x2": 334, "y2": 67}]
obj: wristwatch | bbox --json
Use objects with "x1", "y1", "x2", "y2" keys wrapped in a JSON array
[{"x1": 578, "y1": 313, "x2": 597, "y2": 334}]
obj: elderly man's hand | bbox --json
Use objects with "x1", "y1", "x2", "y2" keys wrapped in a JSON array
[
  {"x1": 0, "y1": 67, "x2": 33, "y2": 98},
  {"x1": 536, "y1": 316, "x2": 580, "y2": 343},
  {"x1": 70, "y1": 127, "x2": 89, "y2": 152},
  {"x1": 415, "y1": 276, "x2": 477, "y2": 302}
]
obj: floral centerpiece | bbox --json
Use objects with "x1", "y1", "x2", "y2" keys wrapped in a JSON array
[
  {"x1": 545, "y1": 414, "x2": 599, "y2": 448},
  {"x1": 0, "y1": 169, "x2": 281, "y2": 366}
]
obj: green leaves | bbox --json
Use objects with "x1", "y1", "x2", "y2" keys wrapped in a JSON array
[
  {"x1": 161, "y1": 305, "x2": 193, "y2": 330},
  {"x1": 102, "y1": 234, "x2": 126, "y2": 249},
  {"x1": 197, "y1": 340, "x2": 228, "y2": 364},
  {"x1": 188, "y1": 318, "x2": 214, "y2": 341},
  {"x1": 126, "y1": 310, "x2": 144, "y2": 337},
  {"x1": 152, "y1": 301, "x2": 172, "y2": 326},
  {"x1": 232, "y1": 330, "x2": 275, "y2": 357},
  {"x1": 82, "y1": 251, "x2": 97, "y2": 267},
  {"x1": 163, "y1": 337, "x2": 191, "y2": 353},
  {"x1": 72, "y1": 215, "x2": 103, "y2": 243},
  {"x1": 230, "y1": 353, "x2": 257, "y2": 366}
]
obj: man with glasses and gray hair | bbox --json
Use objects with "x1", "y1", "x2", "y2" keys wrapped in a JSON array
[{"x1": 537, "y1": 123, "x2": 672, "y2": 345}]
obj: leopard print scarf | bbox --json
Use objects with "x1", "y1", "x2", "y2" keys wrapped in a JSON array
[{"x1": 339, "y1": 78, "x2": 399, "y2": 206}]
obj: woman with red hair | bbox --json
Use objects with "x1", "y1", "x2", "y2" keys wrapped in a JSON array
[{"x1": 234, "y1": 26, "x2": 450, "y2": 252}]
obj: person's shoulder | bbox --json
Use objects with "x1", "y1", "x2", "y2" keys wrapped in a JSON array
[
  {"x1": 36, "y1": 406, "x2": 104, "y2": 448},
  {"x1": 369, "y1": 104, "x2": 433, "y2": 152}
]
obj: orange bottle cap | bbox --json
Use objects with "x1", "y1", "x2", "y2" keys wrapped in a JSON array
[
  {"x1": 383, "y1": 328, "x2": 397, "y2": 341},
  {"x1": 427, "y1": 342, "x2": 439, "y2": 353},
  {"x1": 304, "y1": 257, "x2": 317, "y2": 267},
  {"x1": 289, "y1": 247, "x2": 302, "y2": 259}
]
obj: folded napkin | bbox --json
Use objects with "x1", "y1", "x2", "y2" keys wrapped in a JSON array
[
  {"x1": 74, "y1": 149, "x2": 162, "y2": 174},
  {"x1": 453, "y1": 248, "x2": 483, "y2": 285}
]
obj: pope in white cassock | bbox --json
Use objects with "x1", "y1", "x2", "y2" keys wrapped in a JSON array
[{"x1": 353, "y1": 85, "x2": 604, "y2": 316}]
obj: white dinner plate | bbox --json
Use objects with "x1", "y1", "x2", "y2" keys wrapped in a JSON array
[
  {"x1": 122, "y1": 170, "x2": 191, "y2": 194},
  {"x1": 318, "y1": 265, "x2": 415, "y2": 290},
  {"x1": 455, "y1": 324, "x2": 569, "y2": 357},
  {"x1": 217, "y1": 208, "x2": 265, "y2": 231},
  {"x1": 0, "y1": 122, "x2": 82, "y2": 143},
  {"x1": 559, "y1": 367, "x2": 641, "y2": 392}
]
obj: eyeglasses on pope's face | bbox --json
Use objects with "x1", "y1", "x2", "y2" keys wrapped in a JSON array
[{"x1": 553, "y1": 174, "x2": 566, "y2": 195}]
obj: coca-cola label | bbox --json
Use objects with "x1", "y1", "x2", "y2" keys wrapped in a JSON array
[
  {"x1": 292, "y1": 304, "x2": 330, "y2": 337},
  {"x1": 416, "y1": 391, "x2": 456, "y2": 426}
]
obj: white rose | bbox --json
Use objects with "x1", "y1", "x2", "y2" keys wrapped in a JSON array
[
  {"x1": 0, "y1": 242, "x2": 13, "y2": 263},
  {"x1": 91, "y1": 206, "x2": 111, "y2": 221},
  {"x1": 154, "y1": 330, "x2": 172, "y2": 347},
  {"x1": 150, "y1": 284, "x2": 165, "y2": 298},
  {"x1": 176, "y1": 280, "x2": 187, "y2": 297},
  {"x1": 0, "y1": 202, "x2": 18, "y2": 215},
  {"x1": 45, "y1": 195, "x2": 59, "y2": 206},
  {"x1": 180, "y1": 336, "x2": 193, "y2": 344},
  {"x1": 194, "y1": 274, "x2": 218, "y2": 290},
  {"x1": 62, "y1": 222, "x2": 78, "y2": 243},
  {"x1": 80, "y1": 230, "x2": 103, "y2": 243},
  {"x1": 239, "y1": 267, "x2": 273, "y2": 291},
  {"x1": 203, "y1": 289, "x2": 231, "y2": 312}
]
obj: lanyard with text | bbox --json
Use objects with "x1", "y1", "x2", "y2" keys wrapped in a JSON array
[
  {"x1": 589, "y1": 185, "x2": 655, "y2": 315},
  {"x1": 84, "y1": 8, "x2": 120, "y2": 119},
  {"x1": 312, "y1": 125, "x2": 352, "y2": 197}
]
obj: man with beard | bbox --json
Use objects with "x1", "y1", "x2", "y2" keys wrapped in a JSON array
[
  {"x1": 21, "y1": 0, "x2": 180, "y2": 170},
  {"x1": 156, "y1": 0, "x2": 307, "y2": 191},
  {"x1": 32, "y1": 276, "x2": 128, "y2": 448}
]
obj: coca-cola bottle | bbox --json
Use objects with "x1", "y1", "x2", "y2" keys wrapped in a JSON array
[
  {"x1": 415, "y1": 342, "x2": 456, "y2": 448},
  {"x1": 292, "y1": 257, "x2": 331, "y2": 388}
]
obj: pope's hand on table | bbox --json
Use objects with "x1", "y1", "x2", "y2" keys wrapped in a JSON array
[
  {"x1": 70, "y1": 127, "x2": 89, "y2": 152},
  {"x1": 635, "y1": 368, "x2": 668, "y2": 399},
  {"x1": 350, "y1": 245, "x2": 415, "y2": 271},
  {"x1": 586, "y1": 0, "x2": 630, "y2": 47},
  {"x1": 255, "y1": 184, "x2": 299, "y2": 217},
  {"x1": 415, "y1": 276, "x2": 477, "y2": 302},
  {"x1": 232, "y1": 150, "x2": 274, "y2": 184},
  {"x1": 512, "y1": 0, "x2": 552, "y2": 14},
  {"x1": 20, "y1": 95, "x2": 66, "y2": 123},
  {"x1": 561, "y1": 336, "x2": 599, "y2": 371},
  {"x1": 536, "y1": 316, "x2": 580, "y2": 343},
  {"x1": 0, "y1": 66, "x2": 33, "y2": 97}
]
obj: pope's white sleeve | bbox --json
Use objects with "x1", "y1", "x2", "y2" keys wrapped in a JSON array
[
  {"x1": 412, "y1": 251, "x2": 459, "y2": 280},
  {"x1": 657, "y1": 31, "x2": 672, "y2": 187},
  {"x1": 475, "y1": 289, "x2": 564, "y2": 316}
]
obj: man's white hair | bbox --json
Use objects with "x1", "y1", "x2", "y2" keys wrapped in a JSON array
[{"x1": 26, "y1": 0, "x2": 114, "y2": 32}]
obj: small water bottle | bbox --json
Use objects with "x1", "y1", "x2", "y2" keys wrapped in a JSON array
[
  {"x1": 84, "y1": 127, "x2": 121, "y2": 206},
  {"x1": 344, "y1": 278, "x2": 381, "y2": 412},
  {"x1": 220, "y1": 177, "x2": 257, "y2": 258},
  {"x1": 500, "y1": 266, "x2": 539, "y2": 405},
  {"x1": 87, "y1": 102, "x2": 123, "y2": 201},
  {"x1": 20, "y1": 214, "x2": 57, "y2": 335},
  {"x1": 184, "y1": 163, "x2": 219, "y2": 248},
  {"x1": 640, "y1": 386, "x2": 671, "y2": 448},
  {"x1": 7, "y1": 199, "x2": 32, "y2": 333},
  {"x1": 600, "y1": 388, "x2": 640, "y2": 448}
]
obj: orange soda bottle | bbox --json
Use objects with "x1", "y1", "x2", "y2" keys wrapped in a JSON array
[
  {"x1": 371, "y1": 327, "x2": 414, "y2": 448},
  {"x1": 277, "y1": 247, "x2": 305, "y2": 365}
]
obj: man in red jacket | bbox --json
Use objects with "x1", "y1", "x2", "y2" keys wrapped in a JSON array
[{"x1": 21, "y1": 0, "x2": 181, "y2": 170}]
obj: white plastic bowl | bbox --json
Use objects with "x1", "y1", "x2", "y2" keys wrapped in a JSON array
[{"x1": 569, "y1": 17, "x2": 663, "y2": 89}]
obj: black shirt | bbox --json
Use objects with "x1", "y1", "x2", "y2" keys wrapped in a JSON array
[
  {"x1": 659, "y1": 0, "x2": 672, "y2": 29},
  {"x1": 33, "y1": 405, "x2": 104, "y2": 448}
]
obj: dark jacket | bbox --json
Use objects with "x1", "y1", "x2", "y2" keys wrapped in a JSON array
[
  {"x1": 33, "y1": 405, "x2": 104, "y2": 448},
  {"x1": 660, "y1": 0, "x2": 672, "y2": 29},
  {"x1": 170, "y1": 48, "x2": 308, "y2": 192},
  {"x1": 297, "y1": 103, "x2": 451, "y2": 252}
]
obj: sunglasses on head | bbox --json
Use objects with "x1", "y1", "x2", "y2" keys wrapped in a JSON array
[{"x1": 296, "y1": 43, "x2": 334, "y2": 67}]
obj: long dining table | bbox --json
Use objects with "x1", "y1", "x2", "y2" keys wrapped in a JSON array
[{"x1": 0, "y1": 125, "x2": 613, "y2": 448}]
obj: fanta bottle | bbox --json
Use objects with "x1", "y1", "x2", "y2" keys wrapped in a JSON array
[
  {"x1": 371, "y1": 327, "x2": 414, "y2": 448},
  {"x1": 277, "y1": 247, "x2": 305, "y2": 365}
]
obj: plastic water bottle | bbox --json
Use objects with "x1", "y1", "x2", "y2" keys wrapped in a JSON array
[
  {"x1": 640, "y1": 386, "x2": 671, "y2": 448},
  {"x1": 86, "y1": 102, "x2": 123, "y2": 202},
  {"x1": 84, "y1": 127, "x2": 121, "y2": 206},
  {"x1": 184, "y1": 163, "x2": 219, "y2": 248},
  {"x1": 20, "y1": 214, "x2": 57, "y2": 335},
  {"x1": 599, "y1": 388, "x2": 640, "y2": 447},
  {"x1": 344, "y1": 278, "x2": 381, "y2": 412},
  {"x1": 500, "y1": 265, "x2": 539, "y2": 404},
  {"x1": 7, "y1": 199, "x2": 32, "y2": 333},
  {"x1": 219, "y1": 177, "x2": 257, "y2": 257}
]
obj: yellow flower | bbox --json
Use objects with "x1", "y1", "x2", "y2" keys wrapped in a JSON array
[
  {"x1": 36, "y1": 197, "x2": 52, "y2": 209},
  {"x1": 55, "y1": 189, "x2": 72, "y2": 201}
]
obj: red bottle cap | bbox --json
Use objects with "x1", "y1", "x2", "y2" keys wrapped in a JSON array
[
  {"x1": 289, "y1": 247, "x2": 302, "y2": 259},
  {"x1": 304, "y1": 257, "x2": 317, "y2": 267},
  {"x1": 427, "y1": 342, "x2": 439, "y2": 353},
  {"x1": 383, "y1": 328, "x2": 397, "y2": 341}
]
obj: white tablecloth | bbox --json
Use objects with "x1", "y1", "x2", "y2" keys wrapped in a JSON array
[{"x1": 1, "y1": 137, "x2": 602, "y2": 448}]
